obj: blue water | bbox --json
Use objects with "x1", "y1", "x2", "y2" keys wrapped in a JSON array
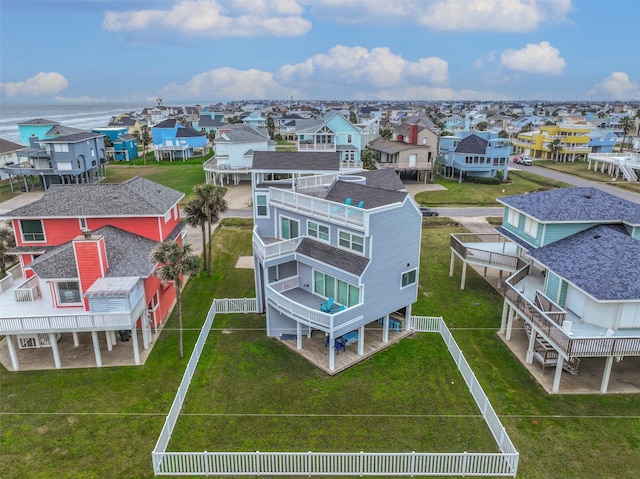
[{"x1": 0, "y1": 103, "x2": 146, "y2": 145}]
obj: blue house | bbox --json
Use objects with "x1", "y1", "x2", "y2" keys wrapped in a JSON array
[
  {"x1": 450, "y1": 187, "x2": 640, "y2": 393},
  {"x1": 588, "y1": 129, "x2": 617, "y2": 153},
  {"x1": 92, "y1": 126, "x2": 138, "y2": 161},
  {"x1": 251, "y1": 151, "x2": 421, "y2": 373},
  {"x1": 295, "y1": 111, "x2": 363, "y2": 168},
  {"x1": 192, "y1": 112, "x2": 225, "y2": 138},
  {"x1": 437, "y1": 132, "x2": 511, "y2": 182},
  {"x1": 5, "y1": 124, "x2": 107, "y2": 191},
  {"x1": 151, "y1": 119, "x2": 208, "y2": 161}
]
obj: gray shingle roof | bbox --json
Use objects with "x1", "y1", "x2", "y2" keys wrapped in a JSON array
[
  {"x1": 17, "y1": 118, "x2": 58, "y2": 126},
  {"x1": 528, "y1": 224, "x2": 640, "y2": 300},
  {"x1": 357, "y1": 169, "x2": 406, "y2": 191},
  {"x1": 296, "y1": 237, "x2": 369, "y2": 276},
  {"x1": 176, "y1": 125, "x2": 205, "y2": 138},
  {"x1": 1, "y1": 176, "x2": 183, "y2": 218},
  {"x1": 324, "y1": 180, "x2": 407, "y2": 209},
  {"x1": 0, "y1": 138, "x2": 25, "y2": 153},
  {"x1": 455, "y1": 134, "x2": 488, "y2": 154},
  {"x1": 216, "y1": 124, "x2": 269, "y2": 143},
  {"x1": 43, "y1": 131, "x2": 102, "y2": 143},
  {"x1": 499, "y1": 187, "x2": 640, "y2": 224},
  {"x1": 154, "y1": 119, "x2": 178, "y2": 128},
  {"x1": 252, "y1": 151, "x2": 340, "y2": 171},
  {"x1": 28, "y1": 225, "x2": 163, "y2": 279}
]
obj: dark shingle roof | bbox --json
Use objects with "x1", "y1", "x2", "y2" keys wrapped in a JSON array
[
  {"x1": 499, "y1": 187, "x2": 640, "y2": 224},
  {"x1": 1, "y1": 176, "x2": 183, "y2": 218},
  {"x1": 28, "y1": 225, "x2": 161, "y2": 279},
  {"x1": 0, "y1": 138, "x2": 25, "y2": 153},
  {"x1": 17, "y1": 118, "x2": 59, "y2": 126},
  {"x1": 528, "y1": 224, "x2": 640, "y2": 300},
  {"x1": 324, "y1": 181, "x2": 407, "y2": 209},
  {"x1": 43, "y1": 131, "x2": 102, "y2": 143},
  {"x1": 252, "y1": 151, "x2": 341, "y2": 171},
  {"x1": 296, "y1": 237, "x2": 369, "y2": 276},
  {"x1": 455, "y1": 134, "x2": 488, "y2": 154},
  {"x1": 216, "y1": 124, "x2": 269, "y2": 142},
  {"x1": 357, "y1": 169, "x2": 406, "y2": 191},
  {"x1": 176, "y1": 125, "x2": 205, "y2": 138},
  {"x1": 154, "y1": 119, "x2": 178, "y2": 128}
]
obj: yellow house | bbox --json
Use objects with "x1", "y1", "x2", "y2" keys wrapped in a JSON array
[{"x1": 513, "y1": 122, "x2": 593, "y2": 161}]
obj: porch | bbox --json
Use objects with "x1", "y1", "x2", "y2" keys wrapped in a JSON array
[{"x1": 277, "y1": 322, "x2": 414, "y2": 375}]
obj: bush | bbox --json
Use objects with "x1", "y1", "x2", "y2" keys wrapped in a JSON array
[{"x1": 463, "y1": 176, "x2": 502, "y2": 185}]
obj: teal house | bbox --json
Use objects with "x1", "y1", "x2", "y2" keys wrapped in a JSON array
[{"x1": 92, "y1": 126, "x2": 138, "y2": 161}]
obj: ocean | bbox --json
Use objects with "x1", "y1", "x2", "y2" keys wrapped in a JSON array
[{"x1": 0, "y1": 103, "x2": 146, "y2": 145}]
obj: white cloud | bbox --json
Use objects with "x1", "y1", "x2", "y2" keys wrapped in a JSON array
[
  {"x1": 500, "y1": 41, "x2": 566, "y2": 75},
  {"x1": 103, "y1": 0, "x2": 311, "y2": 38},
  {"x1": 588, "y1": 72, "x2": 640, "y2": 100},
  {"x1": 159, "y1": 45, "x2": 508, "y2": 101},
  {"x1": 162, "y1": 67, "x2": 297, "y2": 101},
  {"x1": 307, "y1": 0, "x2": 573, "y2": 32},
  {"x1": 0, "y1": 72, "x2": 69, "y2": 97},
  {"x1": 52, "y1": 95, "x2": 109, "y2": 104}
]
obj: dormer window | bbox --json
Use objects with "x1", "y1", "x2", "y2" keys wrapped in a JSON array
[{"x1": 20, "y1": 219, "x2": 45, "y2": 242}]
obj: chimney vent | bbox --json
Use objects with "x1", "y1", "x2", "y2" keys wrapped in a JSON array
[{"x1": 82, "y1": 229, "x2": 92, "y2": 239}]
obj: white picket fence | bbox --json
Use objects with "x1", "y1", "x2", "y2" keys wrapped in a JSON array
[{"x1": 152, "y1": 306, "x2": 518, "y2": 477}]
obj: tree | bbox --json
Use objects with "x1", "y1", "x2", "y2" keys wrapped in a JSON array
[
  {"x1": 266, "y1": 114, "x2": 275, "y2": 139},
  {"x1": 618, "y1": 116, "x2": 634, "y2": 153},
  {"x1": 140, "y1": 125, "x2": 151, "y2": 165},
  {"x1": 476, "y1": 121, "x2": 487, "y2": 131},
  {"x1": 520, "y1": 122, "x2": 535, "y2": 133},
  {"x1": 0, "y1": 223, "x2": 16, "y2": 279},
  {"x1": 549, "y1": 138, "x2": 563, "y2": 162},
  {"x1": 379, "y1": 127, "x2": 392, "y2": 141},
  {"x1": 150, "y1": 241, "x2": 199, "y2": 358},
  {"x1": 360, "y1": 148, "x2": 377, "y2": 170},
  {"x1": 349, "y1": 111, "x2": 358, "y2": 124},
  {"x1": 192, "y1": 183, "x2": 228, "y2": 276},
  {"x1": 183, "y1": 197, "x2": 208, "y2": 275},
  {"x1": 498, "y1": 130, "x2": 509, "y2": 138}
]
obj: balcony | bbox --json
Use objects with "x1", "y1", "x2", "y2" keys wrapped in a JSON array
[
  {"x1": 269, "y1": 188, "x2": 367, "y2": 232},
  {"x1": 253, "y1": 229, "x2": 302, "y2": 261},
  {"x1": 265, "y1": 276, "x2": 361, "y2": 332},
  {"x1": 505, "y1": 265, "x2": 640, "y2": 358},
  {"x1": 298, "y1": 142, "x2": 336, "y2": 151},
  {"x1": 450, "y1": 233, "x2": 524, "y2": 272},
  {"x1": 0, "y1": 271, "x2": 147, "y2": 335}
]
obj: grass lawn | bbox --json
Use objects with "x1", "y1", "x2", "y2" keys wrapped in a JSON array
[
  {"x1": 535, "y1": 159, "x2": 640, "y2": 194},
  {"x1": 414, "y1": 171, "x2": 571, "y2": 207}
]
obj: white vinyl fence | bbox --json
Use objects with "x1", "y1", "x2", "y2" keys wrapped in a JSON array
[{"x1": 152, "y1": 306, "x2": 518, "y2": 477}]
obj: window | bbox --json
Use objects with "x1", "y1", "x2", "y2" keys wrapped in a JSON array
[
  {"x1": 53, "y1": 143, "x2": 69, "y2": 153},
  {"x1": 280, "y1": 216, "x2": 299, "y2": 240},
  {"x1": 524, "y1": 216, "x2": 539, "y2": 238},
  {"x1": 314, "y1": 271, "x2": 360, "y2": 307},
  {"x1": 57, "y1": 281, "x2": 81, "y2": 304},
  {"x1": 401, "y1": 269, "x2": 417, "y2": 288},
  {"x1": 79, "y1": 218, "x2": 87, "y2": 229},
  {"x1": 338, "y1": 231, "x2": 364, "y2": 253},
  {"x1": 347, "y1": 134, "x2": 352, "y2": 143},
  {"x1": 507, "y1": 209, "x2": 520, "y2": 228},
  {"x1": 20, "y1": 220, "x2": 45, "y2": 241},
  {"x1": 164, "y1": 210, "x2": 171, "y2": 223},
  {"x1": 308, "y1": 221, "x2": 329, "y2": 241},
  {"x1": 256, "y1": 195, "x2": 268, "y2": 217}
]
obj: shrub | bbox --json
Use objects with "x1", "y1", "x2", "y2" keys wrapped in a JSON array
[{"x1": 463, "y1": 176, "x2": 502, "y2": 185}]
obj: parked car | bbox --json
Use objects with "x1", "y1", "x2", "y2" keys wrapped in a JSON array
[
  {"x1": 513, "y1": 156, "x2": 533, "y2": 166},
  {"x1": 419, "y1": 206, "x2": 439, "y2": 217}
]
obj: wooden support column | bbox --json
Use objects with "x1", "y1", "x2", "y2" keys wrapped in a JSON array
[
  {"x1": 498, "y1": 270, "x2": 503, "y2": 288},
  {"x1": 552, "y1": 356, "x2": 565, "y2": 393},
  {"x1": 6, "y1": 335, "x2": 19, "y2": 371},
  {"x1": 526, "y1": 329, "x2": 537, "y2": 364},
  {"x1": 500, "y1": 302, "x2": 509, "y2": 335},
  {"x1": 91, "y1": 331, "x2": 102, "y2": 367},
  {"x1": 449, "y1": 251, "x2": 455, "y2": 277},
  {"x1": 357, "y1": 324, "x2": 365, "y2": 356},
  {"x1": 72, "y1": 332, "x2": 79, "y2": 347},
  {"x1": 506, "y1": 307, "x2": 515, "y2": 340},
  {"x1": 296, "y1": 322, "x2": 302, "y2": 350},
  {"x1": 600, "y1": 356, "x2": 614, "y2": 393},
  {"x1": 131, "y1": 327, "x2": 140, "y2": 365},
  {"x1": 460, "y1": 262, "x2": 467, "y2": 290},
  {"x1": 49, "y1": 333, "x2": 61, "y2": 369},
  {"x1": 328, "y1": 333, "x2": 335, "y2": 371},
  {"x1": 382, "y1": 314, "x2": 389, "y2": 343},
  {"x1": 105, "y1": 331, "x2": 113, "y2": 351}
]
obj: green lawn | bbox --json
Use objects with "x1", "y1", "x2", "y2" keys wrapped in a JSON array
[
  {"x1": 535, "y1": 159, "x2": 640, "y2": 194},
  {"x1": 3, "y1": 220, "x2": 639, "y2": 478},
  {"x1": 414, "y1": 171, "x2": 571, "y2": 207}
]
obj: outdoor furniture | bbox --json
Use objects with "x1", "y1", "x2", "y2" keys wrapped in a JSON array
[
  {"x1": 320, "y1": 297, "x2": 334, "y2": 312},
  {"x1": 342, "y1": 331, "x2": 358, "y2": 346}
]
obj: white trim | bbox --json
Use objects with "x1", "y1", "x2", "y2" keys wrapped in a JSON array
[
  {"x1": 255, "y1": 193, "x2": 270, "y2": 218},
  {"x1": 306, "y1": 219, "x2": 330, "y2": 243},
  {"x1": 279, "y1": 214, "x2": 300, "y2": 240},
  {"x1": 400, "y1": 268, "x2": 417, "y2": 289},
  {"x1": 337, "y1": 228, "x2": 365, "y2": 254},
  {"x1": 18, "y1": 219, "x2": 47, "y2": 243}
]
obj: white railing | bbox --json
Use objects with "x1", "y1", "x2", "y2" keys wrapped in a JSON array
[
  {"x1": 296, "y1": 173, "x2": 339, "y2": 189},
  {"x1": 265, "y1": 282, "x2": 334, "y2": 329},
  {"x1": 0, "y1": 263, "x2": 23, "y2": 294},
  {"x1": 152, "y1": 307, "x2": 519, "y2": 477},
  {"x1": 253, "y1": 229, "x2": 302, "y2": 261},
  {"x1": 213, "y1": 298, "x2": 258, "y2": 314},
  {"x1": 618, "y1": 160, "x2": 638, "y2": 182},
  {"x1": 407, "y1": 315, "x2": 441, "y2": 332},
  {"x1": 298, "y1": 143, "x2": 336, "y2": 151},
  {"x1": 0, "y1": 299, "x2": 146, "y2": 335},
  {"x1": 14, "y1": 276, "x2": 40, "y2": 302},
  {"x1": 269, "y1": 188, "x2": 366, "y2": 231}
]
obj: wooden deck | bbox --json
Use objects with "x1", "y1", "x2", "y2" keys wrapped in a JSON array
[{"x1": 277, "y1": 322, "x2": 414, "y2": 375}]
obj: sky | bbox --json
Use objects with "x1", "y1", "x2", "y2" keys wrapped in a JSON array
[{"x1": 0, "y1": 0, "x2": 639, "y2": 104}]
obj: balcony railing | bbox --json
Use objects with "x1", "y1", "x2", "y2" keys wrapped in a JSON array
[
  {"x1": 298, "y1": 143, "x2": 336, "y2": 151},
  {"x1": 505, "y1": 266, "x2": 640, "y2": 358},
  {"x1": 253, "y1": 229, "x2": 302, "y2": 261},
  {"x1": 269, "y1": 188, "x2": 367, "y2": 232},
  {"x1": 0, "y1": 298, "x2": 146, "y2": 335},
  {"x1": 450, "y1": 234, "x2": 525, "y2": 271},
  {"x1": 296, "y1": 173, "x2": 340, "y2": 189},
  {"x1": 0, "y1": 264, "x2": 23, "y2": 295},
  {"x1": 14, "y1": 276, "x2": 40, "y2": 302}
]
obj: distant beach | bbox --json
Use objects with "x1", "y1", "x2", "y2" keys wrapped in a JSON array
[{"x1": 0, "y1": 103, "x2": 146, "y2": 144}]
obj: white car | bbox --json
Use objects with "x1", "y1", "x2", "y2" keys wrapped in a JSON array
[{"x1": 519, "y1": 156, "x2": 533, "y2": 166}]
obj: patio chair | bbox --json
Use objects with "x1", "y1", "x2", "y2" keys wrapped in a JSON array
[
  {"x1": 320, "y1": 297, "x2": 334, "y2": 312},
  {"x1": 357, "y1": 200, "x2": 364, "y2": 208},
  {"x1": 344, "y1": 198, "x2": 352, "y2": 205}
]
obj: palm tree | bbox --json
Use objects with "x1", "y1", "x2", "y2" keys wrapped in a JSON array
[
  {"x1": 379, "y1": 127, "x2": 392, "y2": 141},
  {"x1": 140, "y1": 125, "x2": 151, "y2": 165},
  {"x1": 0, "y1": 223, "x2": 17, "y2": 279},
  {"x1": 193, "y1": 183, "x2": 228, "y2": 275},
  {"x1": 150, "y1": 241, "x2": 200, "y2": 359},
  {"x1": 183, "y1": 197, "x2": 208, "y2": 273},
  {"x1": 360, "y1": 148, "x2": 377, "y2": 170},
  {"x1": 618, "y1": 116, "x2": 634, "y2": 153},
  {"x1": 549, "y1": 139, "x2": 563, "y2": 162}
]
